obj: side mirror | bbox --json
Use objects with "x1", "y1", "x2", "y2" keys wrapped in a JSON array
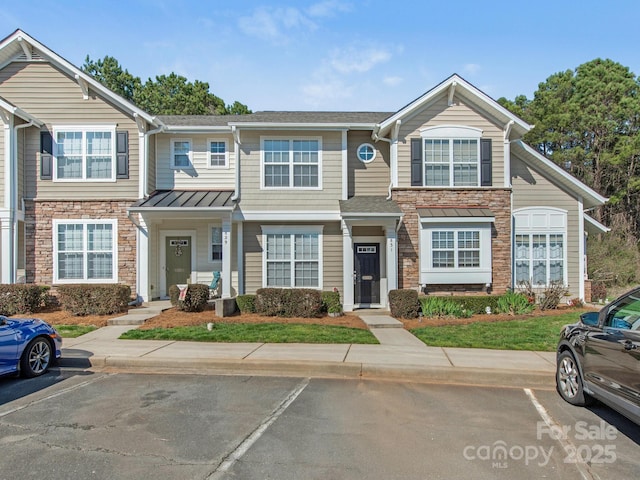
[{"x1": 580, "y1": 311, "x2": 600, "y2": 327}]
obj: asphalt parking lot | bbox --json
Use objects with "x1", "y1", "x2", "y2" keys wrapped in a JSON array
[{"x1": 0, "y1": 367, "x2": 638, "y2": 479}]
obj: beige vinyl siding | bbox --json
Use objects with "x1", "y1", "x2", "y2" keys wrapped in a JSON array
[
  {"x1": 147, "y1": 135, "x2": 157, "y2": 194},
  {"x1": 397, "y1": 96, "x2": 504, "y2": 187},
  {"x1": 155, "y1": 133, "x2": 236, "y2": 190},
  {"x1": 511, "y1": 154, "x2": 581, "y2": 296},
  {"x1": 242, "y1": 221, "x2": 343, "y2": 295},
  {"x1": 238, "y1": 130, "x2": 343, "y2": 212},
  {"x1": 0, "y1": 117, "x2": 4, "y2": 208},
  {"x1": 0, "y1": 62, "x2": 139, "y2": 200},
  {"x1": 149, "y1": 218, "x2": 239, "y2": 299},
  {"x1": 347, "y1": 130, "x2": 390, "y2": 197},
  {"x1": 16, "y1": 122, "x2": 26, "y2": 209}
]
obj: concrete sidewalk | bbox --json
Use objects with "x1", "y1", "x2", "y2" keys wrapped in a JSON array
[{"x1": 60, "y1": 306, "x2": 557, "y2": 388}]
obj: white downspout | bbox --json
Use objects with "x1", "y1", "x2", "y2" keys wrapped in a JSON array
[{"x1": 231, "y1": 126, "x2": 241, "y2": 201}]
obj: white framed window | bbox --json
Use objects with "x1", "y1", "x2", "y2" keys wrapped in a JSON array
[
  {"x1": 53, "y1": 219, "x2": 118, "y2": 283},
  {"x1": 357, "y1": 143, "x2": 376, "y2": 163},
  {"x1": 514, "y1": 208, "x2": 567, "y2": 286},
  {"x1": 262, "y1": 226, "x2": 323, "y2": 288},
  {"x1": 421, "y1": 126, "x2": 481, "y2": 187},
  {"x1": 420, "y1": 220, "x2": 492, "y2": 284},
  {"x1": 210, "y1": 226, "x2": 223, "y2": 262},
  {"x1": 53, "y1": 126, "x2": 116, "y2": 181},
  {"x1": 171, "y1": 138, "x2": 191, "y2": 168},
  {"x1": 261, "y1": 137, "x2": 321, "y2": 189},
  {"x1": 208, "y1": 139, "x2": 228, "y2": 168}
]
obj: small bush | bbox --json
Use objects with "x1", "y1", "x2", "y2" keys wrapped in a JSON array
[
  {"x1": 419, "y1": 296, "x2": 471, "y2": 318},
  {"x1": 321, "y1": 291, "x2": 342, "y2": 313},
  {"x1": 591, "y1": 281, "x2": 607, "y2": 302},
  {"x1": 538, "y1": 282, "x2": 569, "y2": 311},
  {"x1": 255, "y1": 288, "x2": 323, "y2": 318},
  {"x1": 427, "y1": 295, "x2": 501, "y2": 315},
  {"x1": 236, "y1": 294, "x2": 256, "y2": 313},
  {"x1": 496, "y1": 291, "x2": 535, "y2": 315},
  {"x1": 388, "y1": 289, "x2": 419, "y2": 319},
  {"x1": 57, "y1": 284, "x2": 131, "y2": 316},
  {"x1": 169, "y1": 284, "x2": 210, "y2": 312},
  {"x1": 0, "y1": 284, "x2": 50, "y2": 315}
]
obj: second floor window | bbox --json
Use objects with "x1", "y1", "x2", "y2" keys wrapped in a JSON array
[
  {"x1": 54, "y1": 127, "x2": 115, "y2": 180},
  {"x1": 263, "y1": 138, "x2": 320, "y2": 188},
  {"x1": 171, "y1": 139, "x2": 191, "y2": 168},
  {"x1": 209, "y1": 140, "x2": 228, "y2": 168},
  {"x1": 425, "y1": 138, "x2": 479, "y2": 187}
]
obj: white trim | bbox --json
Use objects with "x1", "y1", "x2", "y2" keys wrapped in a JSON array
[
  {"x1": 52, "y1": 125, "x2": 117, "y2": 182},
  {"x1": 260, "y1": 225, "x2": 324, "y2": 289},
  {"x1": 52, "y1": 219, "x2": 118, "y2": 284},
  {"x1": 260, "y1": 136, "x2": 323, "y2": 190},
  {"x1": 170, "y1": 138, "x2": 192, "y2": 169},
  {"x1": 236, "y1": 211, "x2": 340, "y2": 221},
  {"x1": 207, "y1": 138, "x2": 229, "y2": 169},
  {"x1": 578, "y1": 196, "x2": 585, "y2": 300},
  {"x1": 584, "y1": 213, "x2": 610, "y2": 233},
  {"x1": 356, "y1": 143, "x2": 376, "y2": 163},
  {"x1": 420, "y1": 125, "x2": 482, "y2": 138},
  {"x1": 159, "y1": 229, "x2": 197, "y2": 297},
  {"x1": 341, "y1": 130, "x2": 348, "y2": 200},
  {"x1": 420, "y1": 215, "x2": 495, "y2": 224}
]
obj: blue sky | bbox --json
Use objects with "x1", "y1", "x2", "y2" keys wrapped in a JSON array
[{"x1": 1, "y1": 0, "x2": 638, "y2": 112}]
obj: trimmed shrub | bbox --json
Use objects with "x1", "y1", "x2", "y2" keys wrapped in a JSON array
[
  {"x1": 426, "y1": 295, "x2": 501, "y2": 315},
  {"x1": 419, "y1": 296, "x2": 471, "y2": 318},
  {"x1": 236, "y1": 294, "x2": 256, "y2": 313},
  {"x1": 255, "y1": 288, "x2": 323, "y2": 318},
  {"x1": 169, "y1": 284, "x2": 209, "y2": 312},
  {"x1": 57, "y1": 284, "x2": 131, "y2": 316},
  {"x1": 496, "y1": 290, "x2": 535, "y2": 315},
  {"x1": 0, "y1": 284, "x2": 50, "y2": 316},
  {"x1": 321, "y1": 291, "x2": 342, "y2": 313},
  {"x1": 388, "y1": 289, "x2": 419, "y2": 319}
]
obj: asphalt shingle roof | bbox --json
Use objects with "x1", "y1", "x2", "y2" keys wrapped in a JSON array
[{"x1": 339, "y1": 196, "x2": 403, "y2": 216}]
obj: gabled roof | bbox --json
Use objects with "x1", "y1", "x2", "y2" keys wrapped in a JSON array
[
  {"x1": 0, "y1": 95, "x2": 42, "y2": 126},
  {"x1": 0, "y1": 29, "x2": 161, "y2": 127},
  {"x1": 511, "y1": 140, "x2": 607, "y2": 210},
  {"x1": 377, "y1": 74, "x2": 531, "y2": 139}
]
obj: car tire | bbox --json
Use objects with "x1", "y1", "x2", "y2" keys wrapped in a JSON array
[
  {"x1": 556, "y1": 351, "x2": 593, "y2": 406},
  {"x1": 20, "y1": 337, "x2": 52, "y2": 378}
]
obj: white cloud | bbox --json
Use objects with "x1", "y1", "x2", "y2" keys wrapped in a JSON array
[
  {"x1": 307, "y1": 0, "x2": 352, "y2": 18},
  {"x1": 301, "y1": 79, "x2": 353, "y2": 107},
  {"x1": 383, "y1": 76, "x2": 403, "y2": 86},
  {"x1": 329, "y1": 46, "x2": 391, "y2": 74},
  {"x1": 463, "y1": 63, "x2": 481, "y2": 75},
  {"x1": 238, "y1": 6, "x2": 316, "y2": 44}
]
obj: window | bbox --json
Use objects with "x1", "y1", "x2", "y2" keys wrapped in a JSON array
[
  {"x1": 357, "y1": 143, "x2": 376, "y2": 163},
  {"x1": 171, "y1": 139, "x2": 191, "y2": 168},
  {"x1": 515, "y1": 233, "x2": 564, "y2": 285},
  {"x1": 421, "y1": 125, "x2": 482, "y2": 187},
  {"x1": 53, "y1": 220, "x2": 117, "y2": 283},
  {"x1": 263, "y1": 227, "x2": 322, "y2": 288},
  {"x1": 514, "y1": 208, "x2": 567, "y2": 287},
  {"x1": 210, "y1": 226, "x2": 223, "y2": 262},
  {"x1": 431, "y1": 230, "x2": 480, "y2": 269},
  {"x1": 54, "y1": 127, "x2": 115, "y2": 181},
  {"x1": 262, "y1": 138, "x2": 320, "y2": 188},
  {"x1": 208, "y1": 140, "x2": 228, "y2": 168}
]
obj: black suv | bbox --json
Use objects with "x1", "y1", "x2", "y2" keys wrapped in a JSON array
[{"x1": 556, "y1": 287, "x2": 640, "y2": 424}]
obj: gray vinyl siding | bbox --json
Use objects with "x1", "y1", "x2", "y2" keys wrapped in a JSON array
[
  {"x1": 347, "y1": 130, "x2": 390, "y2": 197},
  {"x1": 0, "y1": 62, "x2": 140, "y2": 200},
  {"x1": 397, "y1": 96, "x2": 504, "y2": 187},
  {"x1": 238, "y1": 130, "x2": 343, "y2": 212},
  {"x1": 155, "y1": 133, "x2": 236, "y2": 190},
  {"x1": 511, "y1": 153, "x2": 581, "y2": 296},
  {"x1": 242, "y1": 221, "x2": 343, "y2": 295}
]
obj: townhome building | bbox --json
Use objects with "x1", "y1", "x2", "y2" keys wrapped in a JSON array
[{"x1": 0, "y1": 30, "x2": 608, "y2": 311}]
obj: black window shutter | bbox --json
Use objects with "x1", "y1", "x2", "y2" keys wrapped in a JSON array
[
  {"x1": 40, "y1": 131, "x2": 53, "y2": 180},
  {"x1": 480, "y1": 138, "x2": 492, "y2": 186},
  {"x1": 116, "y1": 130, "x2": 129, "y2": 179},
  {"x1": 411, "y1": 138, "x2": 423, "y2": 186}
]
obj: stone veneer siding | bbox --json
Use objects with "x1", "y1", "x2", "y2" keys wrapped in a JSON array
[
  {"x1": 392, "y1": 188, "x2": 512, "y2": 294},
  {"x1": 24, "y1": 200, "x2": 137, "y2": 290}
]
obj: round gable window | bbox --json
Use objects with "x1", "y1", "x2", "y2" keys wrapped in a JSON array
[{"x1": 357, "y1": 143, "x2": 376, "y2": 163}]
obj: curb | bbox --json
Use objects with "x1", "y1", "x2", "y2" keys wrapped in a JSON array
[{"x1": 83, "y1": 355, "x2": 555, "y2": 388}]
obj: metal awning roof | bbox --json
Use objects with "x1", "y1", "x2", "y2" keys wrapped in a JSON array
[
  {"x1": 418, "y1": 207, "x2": 495, "y2": 222},
  {"x1": 129, "y1": 190, "x2": 236, "y2": 212}
]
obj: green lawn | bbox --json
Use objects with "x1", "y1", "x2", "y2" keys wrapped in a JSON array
[
  {"x1": 411, "y1": 311, "x2": 581, "y2": 351},
  {"x1": 56, "y1": 325, "x2": 97, "y2": 338},
  {"x1": 120, "y1": 322, "x2": 379, "y2": 344}
]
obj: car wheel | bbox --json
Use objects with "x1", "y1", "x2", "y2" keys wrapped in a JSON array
[
  {"x1": 556, "y1": 351, "x2": 593, "y2": 406},
  {"x1": 20, "y1": 337, "x2": 52, "y2": 378}
]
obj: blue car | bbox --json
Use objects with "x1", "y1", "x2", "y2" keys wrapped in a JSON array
[{"x1": 0, "y1": 315, "x2": 62, "y2": 378}]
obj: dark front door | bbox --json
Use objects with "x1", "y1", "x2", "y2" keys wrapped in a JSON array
[
  {"x1": 165, "y1": 236, "x2": 192, "y2": 296},
  {"x1": 354, "y1": 243, "x2": 380, "y2": 305}
]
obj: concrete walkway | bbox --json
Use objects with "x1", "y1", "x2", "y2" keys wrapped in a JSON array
[{"x1": 60, "y1": 304, "x2": 558, "y2": 388}]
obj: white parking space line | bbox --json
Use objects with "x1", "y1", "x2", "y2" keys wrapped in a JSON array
[
  {"x1": 524, "y1": 388, "x2": 594, "y2": 480},
  {"x1": 0, "y1": 373, "x2": 112, "y2": 418},
  {"x1": 208, "y1": 378, "x2": 310, "y2": 480}
]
